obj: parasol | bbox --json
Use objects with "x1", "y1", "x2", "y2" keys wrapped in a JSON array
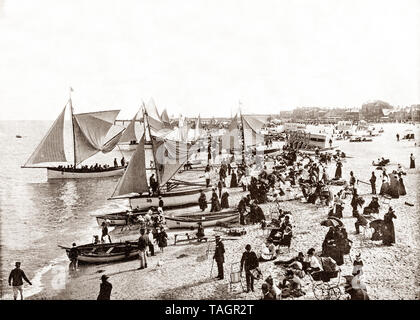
[{"x1": 320, "y1": 217, "x2": 344, "y2": 228}]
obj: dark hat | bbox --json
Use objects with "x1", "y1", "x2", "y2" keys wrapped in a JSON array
[
  {"x1": 72, "y1": 243, "x2": 76, "y2": 247},
  {"x1": 15, "y1": 262, "x2": 21, "y2": 266},
  {"x1": 215, "y1": 235, "x2": 221, "y2": 239},
  {"x1": 101, "y1": 274, "x2": 109, "y2": 281}
]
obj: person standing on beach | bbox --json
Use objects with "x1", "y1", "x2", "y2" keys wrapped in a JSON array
[
  {"x1": 213, "y1": 235, "x2": 225, "y2": 280},
  {"x1": 158, "y1": 196, "x2": 164, "y2": 210},
  {"x1": 198, "y1": 190, "x2": 208, "y2": 211},
  {"x1": 101, "y1": 222, "x2": 112, "y2": 243},
  {"x1": 396, "y1": 133, "x2": 399, "y2": 141},
  {"x1": 8, "y1": 262, "x2": 32, "y2": 300},
  {"x1": 205, "y1": 170, "x2": 211, "y2": 188},
  {"x1": 157, "y1": 226, "x2": 168, "y2": 253},
  {"x1": 138, "y1": 228, "x2": 150, "y2": 270},
  {"x1": 369, "y1": 172, "x2": 376, "y2": 195},
  {"x1": 69, "y1": 243, "x2": 80, "y2": 271},
  {"x1": 97, "y1": 275, "x2": 112, "y2": 300},
  {"x1": 146, "y1": 229, "x2": 155, "y2": 256},
  {"x1": 240, "y1": 244, "x2": 259, "y2": 292},
  {"x1": 382, "y1": 207, "x2": 397, "y2": 246},
  {"x1": 334, "y1": 161, "x2": 342, "y2": 179},
  {"x1": 410, "y1": 153, "x2": 415, "y2": 169}
]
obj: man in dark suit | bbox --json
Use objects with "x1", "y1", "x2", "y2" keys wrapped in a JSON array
[
  {"x1": 240, "y1": 244, "x2": 259, "y2": 292},
  {"x1": 213, "y1": 235, "x2": 225, "y2": 280}
]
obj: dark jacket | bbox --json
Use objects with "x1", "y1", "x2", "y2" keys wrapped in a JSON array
[
  {"x1": 240, "y1": 251, "x2": 259, "y2": 272},
  {"x1": 8, "y1": 268, "x2": 31, "y2": 286},
  {"x1": 97, "y1": 281, "x2": 112, "y2": 300},
  {"x1": 214, "y1": 240, "x2": 225, "y2": 263},
  {"x1": 138, "y1": 235, "x2": 150, "y2": 251}
]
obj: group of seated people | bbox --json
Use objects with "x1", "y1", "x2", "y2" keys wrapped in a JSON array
[{"x1": 57, "y1": 163, "x2": 118, "y2": 172}]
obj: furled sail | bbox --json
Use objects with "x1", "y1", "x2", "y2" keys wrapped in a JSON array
[
  {"x1": 23, "y1": 106, "x2": 67, "y2": 166},
  {"x1": 119, "y1": 111, "x2": 138, "y2": 143},
  {"x1": 153, "y1": 137, "x2": 200, "y2": 187},
  {"x1": 111, "y1": 135, "x2": 149, "y2": 197},
  {"x1": 194, "y1": 115, "x2": 204, "y2": 141},
  {"x1": 72, "y1": 110, "x2": 120, "y2": 164}
]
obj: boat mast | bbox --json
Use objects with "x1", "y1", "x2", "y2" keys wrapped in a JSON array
[
  {"x1": 240, "y1": 109, "x2": 246, "y2": 166},
  {"x1": 69, "y1": 87, "x2": 77, "y2": 168},
  {"x1": 142, "y1": 102, "x2": 160, "y2": 191}
]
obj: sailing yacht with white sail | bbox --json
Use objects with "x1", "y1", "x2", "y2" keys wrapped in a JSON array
[
  {"x1": 110, "y1": 106, "x2": 215, "y2": 210},
  {"x1": 22, "y1": 94, "x2": 127, "y2": 179}
]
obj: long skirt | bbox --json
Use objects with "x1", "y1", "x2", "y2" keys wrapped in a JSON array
[
  {"x1": 379, "y1": 182, "x2": 390, "y2": 195},
  {"x1": 210, "y1": 199, "x2": 221, "y2": 212},
  {"x1": 335, "y1": 167, "x2": 342, "y2": 179},
  {"x1": 410, "y1": 159, "x2": 415, "y2": 169},
  {"x1": 398, "y1": 179, "x2": 406, "y2": 196},
  {"x1": 382, "y1": 221, "x2": 395, "y2": 245}
]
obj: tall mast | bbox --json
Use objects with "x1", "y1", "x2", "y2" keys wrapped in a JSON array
[
  {"x1": 142, "y1": 102, "x2": 160, "y2": 191},
  {"x1": 239, "y1": 106, "x2": 246, "y2": 166},
  {"x1": 69, "y1": 87, "x2": 77, "y2": 168}
]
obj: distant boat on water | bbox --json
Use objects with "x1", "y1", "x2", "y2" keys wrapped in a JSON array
[
  {"x1": 21, "y1": 91, "x2": 127, "y2": 179},
  {"x1": 16, "y1": 135, "x2": 22, "y2": 138}
]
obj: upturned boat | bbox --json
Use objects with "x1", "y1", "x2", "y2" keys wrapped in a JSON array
[
  {"x1": 59, "y1": 241, "x2": 139, "y2": 264},
  {"x1": 165, "y1": 210, "x2": 239, "y2": 229},
  {"x1": 22, "y1": 90, "x2": 127, "y2": 179}
]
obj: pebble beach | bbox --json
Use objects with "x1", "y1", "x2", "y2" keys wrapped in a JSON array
[{"x1": 28, "y1": 123, "x2": 419, "y2": 300}]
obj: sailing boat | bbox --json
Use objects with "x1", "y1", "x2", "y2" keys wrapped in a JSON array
[
  {"x1": 110, "y1": 106, "x2": 215, "y2": 210},
  {"x1": 117, "y1": 110, "x2": 143, "y2": 151},
  {"x1": 22, "y1": 95, "x2": 127, "y2": 179}
]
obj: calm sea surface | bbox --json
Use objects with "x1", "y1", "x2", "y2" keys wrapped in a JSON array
[
  {"x1": 0, "y1": 120, "x2": 418, "y2": 299},
  {"x1": 0, "y1": 120, "x2": 132, "y2": 298}
]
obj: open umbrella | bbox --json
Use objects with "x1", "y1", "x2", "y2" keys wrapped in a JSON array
[{"x1": 320, "y1": 217, "x2": 344, "y2": 228}]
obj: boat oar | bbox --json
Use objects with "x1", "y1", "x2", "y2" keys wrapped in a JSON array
[{"x1": 357, "y1": 180, "x2": 370, "y2": 186}]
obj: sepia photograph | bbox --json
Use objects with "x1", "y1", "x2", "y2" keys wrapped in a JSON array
[{"x1": 0, "y1": 0, "x2": 419, "y2": 305}]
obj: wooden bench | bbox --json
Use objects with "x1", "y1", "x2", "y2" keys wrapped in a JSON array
[{"x1": 174, "y1": 232, "x2": 208, "y2": 245}]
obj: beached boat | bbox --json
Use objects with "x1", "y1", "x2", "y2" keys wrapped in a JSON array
[
  {"x1": 165, "y1": 210, "x2": 238, "y2": 229},
  {"x1": 349, "y1": 136, "x2": 372, "y2": 142},
  {"x1": 59, "y1": 241, "x2": 139, "y2": 264},
  {"x1": 22, "y1": 91, "x2": 126, "y2": 179},
  {"x1": 110, "y1": 103, "x2": 212, "y2": 210}
]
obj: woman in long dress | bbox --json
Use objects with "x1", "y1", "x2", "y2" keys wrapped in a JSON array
[
  {"x1": 379, "y1": 171, "x2": 390, "y2": 196},
  {"x1": 157, "y1": 227, "x2": 168, "y2": 252},
  {"x1": 410, "y1": 153, "x2": 415, "y2": 169},
  {"x1": 221, "y1": 191, "x2": 229, "y2": 209},
  {"x1": 198, "y1": 191, "x2": 208, "y2": 211},
  {"x1": 382, "y1": 207, "x2": 396, "y2": 246},
  {"x1": 230, "y1": 170, "x2": 238, "y2": 188},
  {"x1": 334, "y1": 161, "x2": 342, "y2": 179},
  {"x1": 210, "y1": 190, "x2": 221, "y2": 212},
  {"x1": 398, "y1": 174, "x2": 406, "y2": 196}
]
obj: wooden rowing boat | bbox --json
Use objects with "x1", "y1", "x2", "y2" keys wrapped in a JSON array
[
  {"x1": 165, "y1": 210, "x2": 239, "y2": 229},
  {"x1": 59, "y1": 241, "x2": 139, "y2": 264}
]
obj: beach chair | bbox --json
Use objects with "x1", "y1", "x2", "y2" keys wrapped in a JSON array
[{"x1": 229, "y1": 262, "x2": 245, "y2": 292}]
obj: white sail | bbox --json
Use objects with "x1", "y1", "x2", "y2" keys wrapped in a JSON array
[
  {"x1": 221, "y1": 114, "x2": 241, "y2": 151},
  {"x1": 119, "y1": 111, "x2": 138, "y2": 143},
  {"x1": 161, "y1": 109, "x2": 170, "y2": 125},
  {"x1": 23, "y1": 106, "x2": 67, "y2": 166},
  {"x1": 145, "y1": 98, "x2": 164, "y2": 132},
  {"x1": 242, "y1": 114, "x2": 268, "y2": 147},
  {"x1": 111, "y1": 135, "x2": 149, "y2": 197},
  {"x1": 154, "y1": 137, "x2": 200, "y2": 186},
  {"x1": 72, "y1": 110, "x2": 120, "y2": 164}
]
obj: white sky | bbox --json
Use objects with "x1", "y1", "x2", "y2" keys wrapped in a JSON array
[{"x1": 0, "y1": 0, "x2": 419, "y2": 120}]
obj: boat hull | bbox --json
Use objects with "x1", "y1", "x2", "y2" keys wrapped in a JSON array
[
  {"x1": 165, "y1": 211, "x2": 238, "y2": 229},
  {"x1": 61, "y1": 241, "x2": 139, "y2": 264},
  {"x1": 129, "y1": 186, "x2": 243, "y2": 211},
  {"x1": 47, "y1": 166, "x2": 125, "y2": 180}
]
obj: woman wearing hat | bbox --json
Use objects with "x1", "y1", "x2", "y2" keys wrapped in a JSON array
[
  {"x1": 382, "y1": 207, "x2": 397, "y2": 246},
  {"x1": 97, "y1": 275, "x2": 112, "y2": 300}
]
